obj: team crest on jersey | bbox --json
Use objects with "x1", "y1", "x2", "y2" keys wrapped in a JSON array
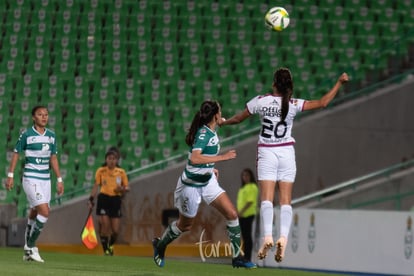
[
  {"x1": 42, "y1": 143, "x2": 50, "y2": 151},
  {"x1": 209, "y1": 137, "x2": 218, "y2": 145}
]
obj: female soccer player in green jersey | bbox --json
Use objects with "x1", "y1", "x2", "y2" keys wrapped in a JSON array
[
  {"x1": 6, "y1": 105, "x2": 64, "y2": 262},
  {"x1": 152, "y1": 100, "x2": 256, "y2": 269}
]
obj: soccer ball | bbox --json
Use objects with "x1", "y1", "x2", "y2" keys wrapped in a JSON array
[{"x1": 265, "y1": 6, "x2": 290, "y2": 32}]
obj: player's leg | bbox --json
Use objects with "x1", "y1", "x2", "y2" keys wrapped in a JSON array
[
  {"x1": 209, "y1": 191, "x2": 241, "y2": 251},
  {"x1": 24, "y1": 209, "x2": 36, "y2": 248},
  {"x1": 256, "y1": 147, "x2": 278, "y2": 259},
  {"x1": 274, "y1": 145, "x2": 296, "y2": 262},
  {"x1": 207, "y1": 179, "x2": 256, "y2": 269},
  {"x1": 257, "y1": 179, "x2": 277, "y2": 259},
  {"x1": 24, "y1": 208, "x2": 36, "y2": 260},
  {"x1": 152, "y1": 180, "x2": 199, "y2": 267},
  {"x1": 275, "y1": 181, "x2": 293, "y2": 263},
  {"x1": 23, "y1": 179, "x2": 50, "y2": 262}
]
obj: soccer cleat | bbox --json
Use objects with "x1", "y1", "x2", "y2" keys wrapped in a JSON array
[
  {"x1": 23, "y1": 244, "x2": 31, "y2": 261},
  {"x1": 232, "y1": 256, "x2": 257, "y2": 269},
  {"x1": 23, "y1": 245, "x2": 44, "y2": 263},
  {"x1": 275, "y1": 236, "x2": 288, "y2": 263},
  {"x1": 152, "y1": 237, "x2": 165, "y2": 268},
  {"x1": 23, "y1": 246, "x2": 32, "y2": 261},
  {"x1": 108, "y1": 245, "x2": 114, "y2": 256},
  {"x1": 257, "y1": 235, "x2": 274, "y2": 259}
]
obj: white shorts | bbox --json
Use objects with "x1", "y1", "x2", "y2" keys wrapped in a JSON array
[
  {"x1": 22, "y1": 177, "x2": 51, "y2": 208},
  {"x1": 257, "y1": 145, "x2": 296, "y2": 183},
  {"x1": 174, "y1": 174, "x2": 225, "y2": 218}
]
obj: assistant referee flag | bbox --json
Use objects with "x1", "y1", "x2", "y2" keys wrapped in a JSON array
[{"x1": 81, "y1": 214, "x2": 98, "y2": 249}]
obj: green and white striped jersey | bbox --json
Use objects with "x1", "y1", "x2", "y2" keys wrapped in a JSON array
[
  {"x1": 14, "y1": 126, "x2": 58, "y2": 181},
  {"x1": 181, "y1": 125, "x2": 220, "y2": 187}
]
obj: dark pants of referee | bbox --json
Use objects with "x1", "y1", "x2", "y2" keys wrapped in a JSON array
[{"x1": 239, "y1": 215, "x2": 255, "y2": 261}]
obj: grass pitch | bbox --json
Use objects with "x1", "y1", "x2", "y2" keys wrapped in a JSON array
[{"x1": 0, "y1": 247, "x2": 343, "y2": 276}]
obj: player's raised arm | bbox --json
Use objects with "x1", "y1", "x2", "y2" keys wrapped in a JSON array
[{"x1": 303, "y1": 73, "x2": 349, "y2": 111}]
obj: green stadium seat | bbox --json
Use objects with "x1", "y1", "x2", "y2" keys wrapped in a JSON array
[{"x1": 169, "y1": 80, "x2": 194, "y2": 107}]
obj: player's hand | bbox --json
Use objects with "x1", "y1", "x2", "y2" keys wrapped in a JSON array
[
  {"x1": 222, "y1": 150, "x2": 237, "y2": 161},
  {"x1": 213, "y1": 169, "x2": 219, "y2": 179},
  {"x1": 5, "y1": 177, "x2": 13, "y2": 191},
  {"x1": 218, "y1": 117, "x2": 226, "y2": 126},
  {"x1": 56, "y1": 181, "x2": 64, "y2": 196},
  {"x1": 338, "y1": 73, "x2": 349, "y2": 84}
]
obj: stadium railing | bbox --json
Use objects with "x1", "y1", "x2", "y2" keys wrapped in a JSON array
[{"x1": 291, "y1": 158, "x2": 414, "y2": 210}]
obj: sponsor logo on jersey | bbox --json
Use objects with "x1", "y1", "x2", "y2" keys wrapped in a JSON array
[{"x1": 259, "y1": 106, "x2": 281, "y2": 117}]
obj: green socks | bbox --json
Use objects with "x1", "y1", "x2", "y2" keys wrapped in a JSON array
[
  {"x1": 27, "y1": 217, "x2": 47, "y2": 248},
  {"x1": 158, "y1": 221, "x2": 181, "y2": 249},
  {"x1": 227, "y1": 225, "x2": 242, "y2": 258}
]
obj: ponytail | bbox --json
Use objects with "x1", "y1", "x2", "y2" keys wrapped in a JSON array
[
  {"x1": 185, "y1": 101, "x2": 220, "y2": 146},
  {"x1": 273, "y1": 68, "x2": 293, "y2": 122}
]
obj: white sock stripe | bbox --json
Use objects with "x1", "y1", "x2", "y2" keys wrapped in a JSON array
[
  {"x1": 171, "y1": 221, "x2": 182, "y2": 235},
  {"x1": 36, "y1": 214, "x2": 48, "y2": 224},
  {"x1": 281, "y1": 204, "x2": 292, "y2": 212},
  {"x1": 226, "y1": 219, "x2": 239, "y2": 227}
]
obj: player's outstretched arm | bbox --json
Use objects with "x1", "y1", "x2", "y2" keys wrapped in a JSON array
[
  {"x1": 220, "y1": 108, "x2": 250, "y2": 126},
  {"x1": 189, "y1": 149, "x2": 236, "y2": 165},
  {"x1": 303, "y1": 72, "x2": 349, "y2": 111}
]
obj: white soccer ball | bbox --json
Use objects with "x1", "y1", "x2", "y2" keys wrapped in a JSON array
[{"x1": 265, "y1": 6, "x2": 290, "y2": 32}]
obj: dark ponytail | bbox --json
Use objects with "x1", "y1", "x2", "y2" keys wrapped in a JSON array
[
  {"x1": 185, "y1": 100, "x2": 220, "y2": 146},
  {"x1": 273, "y1": 68, "x2": 293, "y2": 122}
]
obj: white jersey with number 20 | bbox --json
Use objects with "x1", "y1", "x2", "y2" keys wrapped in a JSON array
[{"x1": 246, "y1": 95, "x2": 305, "y2": 147}]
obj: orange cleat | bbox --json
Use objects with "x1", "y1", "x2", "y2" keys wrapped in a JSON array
[
  {"x1": 257, "y1": 236, "x2": 274, "y2": 259},
  {"x1": 275, "y1": 236, "x2": 288, "y2": 263}
]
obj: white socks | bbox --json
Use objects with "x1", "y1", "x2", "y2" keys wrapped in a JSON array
[
  {"x1": 280, "y1": 205, "x2": 293, "y2": 238},
  {"x1": 260, "y1": 200, "x2": 274, "y2": 237},
  {"x1": 261, "y1": 202, "x2": 293, "y2": 238}
]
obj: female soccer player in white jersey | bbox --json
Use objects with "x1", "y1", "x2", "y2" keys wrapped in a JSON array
[
  {"x1": 5, "y1": 105, "x2": 64, "y2": 262},
  {"x1": 221, "y1": 68, "x2": 349, "y2": 263},
  {"x1": 152, "y1": 100, "x2": 256, "y2": 269}
]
